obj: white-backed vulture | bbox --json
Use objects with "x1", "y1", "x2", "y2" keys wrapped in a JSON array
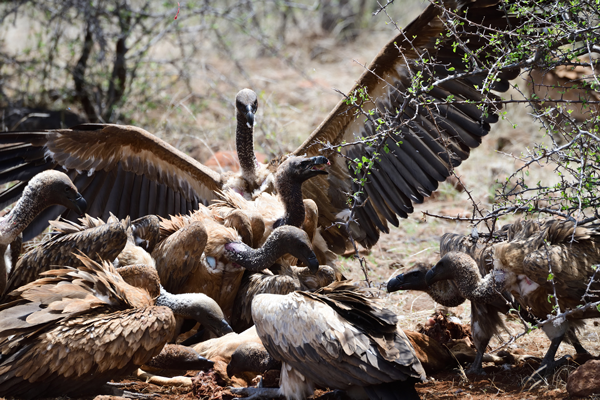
[
  {"x1": 1, "y1": 214, "x2": 127, "y2": 302},
  {"x1": 117, "y1": 265, "x2": 233, "y2": 339},
  {"x1": 246, "y1": 281, "x2": 425, "y2": 400},
  {"x1": 425, "y1": 219, "x2": 600, "y2": 374},
  {"x1": 230, "y1": 264, "x2": 336, "y2": 333},
  {"x1": 0, "y1": 0, "x2": 522, "y2": 251},
  {"x1": 0, "y1": 255, "x2": 175, "y2": 399},
  {"x1": 211, "y1": 155, "x2": 335, "y2": 265},
  {"x1": 0, "y1": 170, "x2": 86, "y2": 295},
  {"x1": 154, "y1": 205, "x2": 319, "y2": 320}
]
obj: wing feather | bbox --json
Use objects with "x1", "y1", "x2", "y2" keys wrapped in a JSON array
[{"x1": 0, "y1": 124, "x2": 221, "y2": 239}]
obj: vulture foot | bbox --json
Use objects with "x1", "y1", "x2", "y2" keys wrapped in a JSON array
[
  {"x1": 526, "y1": 354, "x2": 572, "y2": 385},
  {"x1": 229, "y1": 387, "x2": 283, "y2": 400}
]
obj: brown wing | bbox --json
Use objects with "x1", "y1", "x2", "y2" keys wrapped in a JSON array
[
  {"x1": 294, "y1": 0, "x2": 520, "y2": 249},
  {"x1": 152, "y1": 217, "x2": 209, "y2": 294},
  {"x1": 519, "y1": 220, "x2": 600, "y2": 302},
  {"x1": 0, "y1": 306, "x2": 174, "y2": 399},
  {"x1": 3, "y1": 220, "x2": 127, "y2": 300},
  {"x1": 0, "y1": 123, "x2": 222, "y2": 241}
]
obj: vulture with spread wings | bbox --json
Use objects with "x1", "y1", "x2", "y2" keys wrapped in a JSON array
[{"x1": 0, "y1": 0, "x2": 518, "y2": 246}]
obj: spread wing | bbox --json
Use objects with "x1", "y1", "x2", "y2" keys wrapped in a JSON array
[
  {"x1": 294, "y1": 0, "x2": 520, "y2": 249},
  {"x1": 252, "y1": 291, "x2": 424, "y2": 392},
  {"x1": 3, "y1": 220, "x2": 127, "y2": 300},
  {"x1": 0, "y1": 123, "x2": 222, "y2": 240}
]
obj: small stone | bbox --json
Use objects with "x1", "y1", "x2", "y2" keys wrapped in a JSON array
[{"x1": 567, "y1": 359, "x2": 600, "y2": 397}]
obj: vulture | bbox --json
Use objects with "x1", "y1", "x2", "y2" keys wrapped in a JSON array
[
  {"x1": 246, "y1": 281, "x2": 426, "y2": 400},
  {"x1": 0, "y1": 0, "x2": 522, "y2": 253},
  {"x1": 230, "y1": 263, "x2": 337, "y2": 333},
  {"x1": 390, "y1": 229, "x2": 587, "y2": 374},
  {"x1": 0, "y1": 255, "x2": 175, "y2": 399},
  {"x1": 425, "y1": 218, "x2": 600, "y2": 374},
  {"x1": 211, "y1": 155, "x2": 335, "y2": 265},
  {"x1": 526, "y1": 60, "x2": 600, "y2": 126},
  {"x1": 118, "y1": 265, "x2": 234, "y2": 339},
  {"x1": 0, "y1": 170, "x2": 86, "y2": 294},
  {"x1": 153, "y1": 202, "x2": 319, "y2": 320},
  {"x1": 2, "y1": 214, "x2": 127, "y2": 301}
]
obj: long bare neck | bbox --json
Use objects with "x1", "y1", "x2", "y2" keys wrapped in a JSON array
[
  {"x1": 276, "y1": 178, "x2": 305, "y2": 228},
  {"x1": 427, "y1": 281, "x2": 466, "y2": 307},
  {"x1": 453, "y1": 263, "x2": 504, "y2": 304},
  {"x1": 0, "y1": 187, "x2": 45, "y2": 245},
  {"x1": 236, "y1": 111, "x2": 257, "y2": 180}
]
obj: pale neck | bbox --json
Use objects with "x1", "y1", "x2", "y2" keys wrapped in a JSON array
[
  {"x1": 0, "y1": 187, "x2": 44, "y2": 245},
  {"x1": 453, "y1": 263, "x2": 504, "y2": 304}
]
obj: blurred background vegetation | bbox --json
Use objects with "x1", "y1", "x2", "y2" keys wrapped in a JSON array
[{"x1": 0, "y1": 0, "x2": 425, "y2": 161}]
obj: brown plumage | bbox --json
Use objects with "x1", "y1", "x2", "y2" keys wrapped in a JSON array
[
  {"x1": 426, "y1": 218, "x2": 600, "y2": 374},
  {"x1": 0, "y1": 255, "x2": 175, "y2": 399},
  {"x1": 0, "y1": 170, "x2": 86, "y2": 295},
  {"x1": 0, "y1": 0, "x2": 521, "y2": 252},
  {"x1": 251, "y1": 281, "x2": 425, "y2": 400},
  {"x1": 2, "y1": 214, "x2": 127, "y2": 302},
  {"x1": 154, "y1": 206, "x2": 319, "y2": 321},
  {"x1": 144, "y1": 344, "x2": 214, "y2": 371},
  {"x1": 211, "y1": 155, "x2": 335, "y2": 266}
]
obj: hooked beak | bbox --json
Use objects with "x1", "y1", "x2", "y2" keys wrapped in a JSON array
[
  {"x1": 73, "y1": 193, "x2": 87, "y2": 216},
  {"x1": 387, "y1": 274, "x2": 405, "y2": 292},
  {"x1": 425, "y1": 266, "x2": 439, "y2": 286},
  {"x1": 245, "y1": 105, "x2": 255, "y2": 128},
  {"x1": 214, "y1": 318, "x2": 234, "y2": 337},
  {"x1": 308, "y1": 156, "x2": 330, "y2": 175},
  {"x1": 305, "y1": 254, "x2": 319, "y2": 274}
]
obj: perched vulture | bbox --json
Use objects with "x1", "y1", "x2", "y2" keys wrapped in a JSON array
[
  {"x1": 248, "y1": 281, "x2": 425, "y2": 400},
  {"x1": 0, "y1": 255, "x2": 175, "y2": 399},
  {"x1": 426, "y1": 218, "x2": 600, "y2": 374},
  {"x1": 0, "y1": 170, "x2": 86, "y2": 295},
  {"x1": 0, "y1": 0, "x2": 522, "y2": 253}
]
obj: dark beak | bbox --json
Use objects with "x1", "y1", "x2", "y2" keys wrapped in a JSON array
[
  {"x1": 308, "y1": 156, "x2": 330, "y2": 175},
  {"x1": 215, "y1": 318, "x2": 234, "y2": 337},
  {"x1": 245, "y1": 105, "x2": 255, "y2": 128},
  {"x1": 73, "y1": 193, "x2": 87, "y2": 216},
  {"x1": 387, "y1": 274, "x2": 405, "y2": 292},
  {"x1": 425, "y1": 266, "x2": 438, "y2": 286},
  {"x1": 305, "y1": 254, "x2": 320, "y2": 274}
]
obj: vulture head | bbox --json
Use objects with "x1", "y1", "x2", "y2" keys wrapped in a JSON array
[
  {"x1": 236, "y1": 88, "x2": 258, "y2": 128},
  {"x1": 276, "y1": 155, "x2": 330, "y2": 187},
  {"x1": 223, "y1": 225, "x2": 320, "y2": 273},
  {"x1": 156, "y1": 287, "x2": 234, "y2": 337},
  {"x1": 425, "y1": 251, "x2": 476, "y2": 286},
  {"x1": 27, "y1": 170, "x2": 87, "y2": 216},
  {"x1": 387, "y1": 263, "x2": 431, "y2": 292}
]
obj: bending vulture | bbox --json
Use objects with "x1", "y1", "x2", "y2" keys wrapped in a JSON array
[
  {"x1": 0, "y1": 170, "x2": 86, "y2": 295},
  {"x1": 243, "y1": 281, "x2": 425, "y2": 400},
  {"x1": 425, "y1": 218, "x2": 600, "y2": 374},
  {"x1": 0, "y1": 0, "x2": 522, "y2": 252}
]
